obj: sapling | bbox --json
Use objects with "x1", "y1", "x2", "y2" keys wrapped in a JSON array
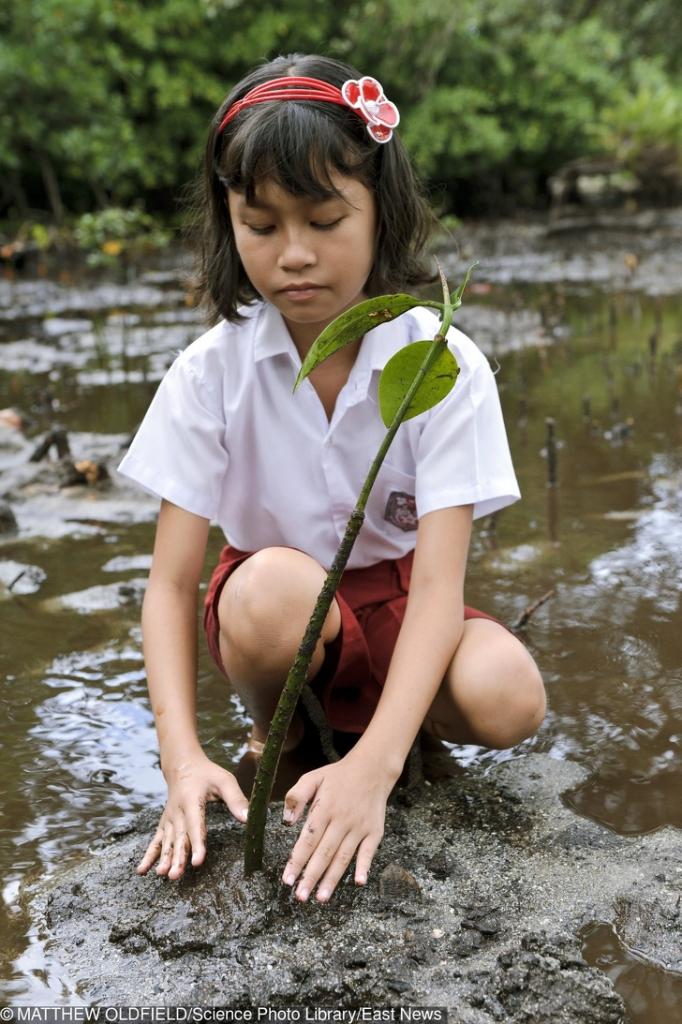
[{"x1": 244, "y1": 264, "x2": 475, "y2": 874}]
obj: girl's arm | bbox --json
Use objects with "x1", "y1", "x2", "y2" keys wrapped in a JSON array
[
  {"x1": 142, "y1": 499, "x2": 211, "y2": 771},
  {"x1": 137, "y1": 499, "x2": 249, "y2": 880},
  {"x1": 279, "y1": 505, "x2": 472, "y2": 903},
  {"x1": 350, "y1": 503, "x2": 473, "y2": 777}
]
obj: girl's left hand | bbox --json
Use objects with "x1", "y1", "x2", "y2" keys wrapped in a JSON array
[{"x1": 280, "y1": 750, "x2": 398, "y2": 902}]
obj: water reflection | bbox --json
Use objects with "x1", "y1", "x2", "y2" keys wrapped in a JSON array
[
  {"x1": 582, "y1": 922, "x2": 682, "y2": 1023},
  {"x1": 567, "y1": 771, "x2": 682, "y2": 834}
]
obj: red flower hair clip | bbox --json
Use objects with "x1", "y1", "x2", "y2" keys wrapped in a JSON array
[
  {"x1": 341, "y1": 76, "x2": 400, "y2": 143},
  {"x1": 215, "y1": 74, "x2": 401, "y2": 145}
]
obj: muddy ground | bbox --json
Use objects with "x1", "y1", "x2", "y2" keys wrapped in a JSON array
[{"x1": 27, "y1": 752, "x2": 681, "y2": 1018}]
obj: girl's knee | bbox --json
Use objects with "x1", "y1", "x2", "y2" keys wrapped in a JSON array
[
  {"x1": 217, "y1": 546, "x2": 341, "y2": 665},
  {"x1": 506, "y1": 656, "x2": 546, "y2": 743},
  {"x1": 472, "y1": 647, "x2": 546, "y2": 748},
  {"x1": 440, "y1": 622, "x2": 546, "y2": 749}
]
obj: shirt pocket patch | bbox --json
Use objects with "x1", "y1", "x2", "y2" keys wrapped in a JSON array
[
  {"x1": 379, "y1": 464, "x2": 418, "y2": 532},
  {"x1": 385, "y1": 490, "x2": 418, "y2": 531}
]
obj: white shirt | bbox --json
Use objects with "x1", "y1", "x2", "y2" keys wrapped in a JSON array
[{"x1": 117, "y1": 300, "x2": 520, "y2": 569}]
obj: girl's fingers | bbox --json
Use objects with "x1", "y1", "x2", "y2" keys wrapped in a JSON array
[
  {"x1": 354, "y1": 832, "x2": 382, "y2": 886},
  {"x1": 283, "y1": 771, "x2": 320, "y2": 825},
  {"x1": 155, "y1": 824, "x2": 175, "y2": 876},
  {"x1": 168, "y1": 828, "x2": 190, "y2": 880},
  {"x1": 284, "y1": 820, "x2": 338, "y2": 899},
  {"x1": 136, "y1": 826, "x2": 164, "y2": 875},
  {"x1": 313, "y1": 831, "x2": 357, "y2": 903},
  {"x1": 214, "y1": 773, "x2": 249, "y2": 824},
  {"x1": 186, "y1": 805, "x2": 208, "y2": 868},
  {"x1": 137, "y1": 770, "x2": 247, "y2": 881}
]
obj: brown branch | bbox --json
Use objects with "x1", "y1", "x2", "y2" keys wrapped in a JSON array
[
  {"x1": 511, "y1": 589, "x2": 555, "y2": 631},
  {"x1": 29, "y1": 427, "x2": 71, "y2": 462}
]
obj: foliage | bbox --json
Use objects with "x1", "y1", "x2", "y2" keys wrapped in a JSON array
[
  {"x1": 0, "y1": 0, "x2": 679, "y2": 221},
  {"x1": 74, "y1": 207, "x2": 171, "y2": 265},
  {"x1": 597, "y1": 60, "x2": 682, "y2": 201}
]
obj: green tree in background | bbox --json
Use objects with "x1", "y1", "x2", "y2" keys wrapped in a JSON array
[{"x1": 0, "y1": 0, "x2": 680, "y2": 223}]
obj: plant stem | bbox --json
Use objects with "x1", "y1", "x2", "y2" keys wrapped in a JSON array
[{"x1": 244, "y1": 300, "x2": 455, "y2": 874}]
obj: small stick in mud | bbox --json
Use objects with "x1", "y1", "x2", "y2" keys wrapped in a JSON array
[
  {"x1": 511, "y1": 589, "x2": 555, "y2": 631},
  {"x1": 545, "y1": 417, "x2": 557, "y2": 487},
  {"x1": 547, "y1": 484, "x2": 559, "y2": 543},
  {"x1": 581, "y1": 394, "x2": 591, "y2": 423},
  {"x1": 28, "y1": 427, "x2": 109, "y2": 486},
  {"x1": 7, "y1": 569, "x2": 27, "y2": 592},
  {"x1": 29, "y1": 427, "x2": 71, "y2": 461}
]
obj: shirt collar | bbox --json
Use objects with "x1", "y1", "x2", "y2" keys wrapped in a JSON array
[
  {"x1": 253, "y1": 301, "x2": 297, "y2": 362},
  {"x1": 252, "y1": 299, "x2": 411, "y2": 396}
]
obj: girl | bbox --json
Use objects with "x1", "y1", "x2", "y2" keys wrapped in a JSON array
[{"x1": 118, "y1": 53, "x2": 546, "y2": 905}]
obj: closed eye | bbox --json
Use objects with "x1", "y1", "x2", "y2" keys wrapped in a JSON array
[
  {"x1": 313, "y1": 218, "x2": 344, "y2": 231},
  {"x1": 245, "y1": 225, "x2": 275, "y2": 236},
  {"x1": 245, "y1": 218, "x2": 344, "y2": 236}
]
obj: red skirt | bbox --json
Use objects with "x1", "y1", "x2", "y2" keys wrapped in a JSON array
[{"x1": 203, "y1": 544, "x2": 504, "y2": 735}]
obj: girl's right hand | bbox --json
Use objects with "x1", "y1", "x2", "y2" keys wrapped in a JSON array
[{"x1": 136, "y1": 752, "x2": 249, "y2": 881}]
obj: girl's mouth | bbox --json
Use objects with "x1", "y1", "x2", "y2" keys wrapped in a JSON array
[{"x1": 282, "y1": 287, "x2": 322, "y2": 301}]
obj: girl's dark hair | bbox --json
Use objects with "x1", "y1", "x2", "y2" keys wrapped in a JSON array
[{"x1": 185, "y1": 53, "x2": 439, "y2": 325}]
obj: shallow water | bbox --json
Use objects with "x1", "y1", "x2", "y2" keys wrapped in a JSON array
[
  {"x1": 581, "y1": 922, "x2": 682, "y2": 1022},
  {"x1": 1, "y1": 243, "x2": 681, "y2": 1017}
]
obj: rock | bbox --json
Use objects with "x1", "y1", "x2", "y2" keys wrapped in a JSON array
[
  {"x1": 462, "y1": 909, "x2": 501, "y2": 937},
  {"x1": 426, "y1": 848, "x2": 455, "y2": 879},
  {"x1": 42, "y1": 578, "x2": 147, "y2": 613},
  {"x1": 0, "y1": 559, "x2": 46, "y2": 595},
  {"x1": 450, "y1": 929, "x2": 483, "y2": 958},
  {"x1": 101, "y1": 554, "x2": 153, "y2": 573},
  {"x1": 60, "y1": 459, "x2": 110, "y2": 487},
  {"x1": 0, "y1": 407, "x2": 24, "y2": 430},
  {"x1": 378, "y1": 863, "x2": 421, "y2": 904}
]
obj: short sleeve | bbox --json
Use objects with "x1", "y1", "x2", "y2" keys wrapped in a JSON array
[
  {"x1": 415, "y1": 354, "x2": 520, "y2": 521},
  {"x1": 116, "y1": 357, "x2": 229, "y2": 521}
]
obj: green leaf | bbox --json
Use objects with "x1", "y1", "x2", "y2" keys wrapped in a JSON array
[
  {"x1": 294, "y1": 293, "x2": 428, "y2": 390},
  {"x1": 378, "y1": 341, "x2": 460, "y2": 428},
  {"x1": 452, "y1": 262, "x2": 478, "y2": 311}
]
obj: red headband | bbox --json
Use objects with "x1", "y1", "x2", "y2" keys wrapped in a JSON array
[{"x1": 216, "y1": 75, "x2": 400, "y2": 144}]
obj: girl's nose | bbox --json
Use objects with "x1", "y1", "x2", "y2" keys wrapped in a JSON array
[{"x1": 277, "y1": 230, "x2": 317, "y2": 271}]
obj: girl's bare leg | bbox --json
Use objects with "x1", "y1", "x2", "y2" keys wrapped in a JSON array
[
  {"x1": 217, "y1": 547, "x2": 342, "y2": 747},
  {"x1": 422, "y1": 618, "x2": 546, "y2": 748}
]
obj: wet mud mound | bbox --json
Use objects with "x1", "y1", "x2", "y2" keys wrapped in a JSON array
[{"x1": 26, "y1": 754, "x2": 682, "y2": 1019}]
